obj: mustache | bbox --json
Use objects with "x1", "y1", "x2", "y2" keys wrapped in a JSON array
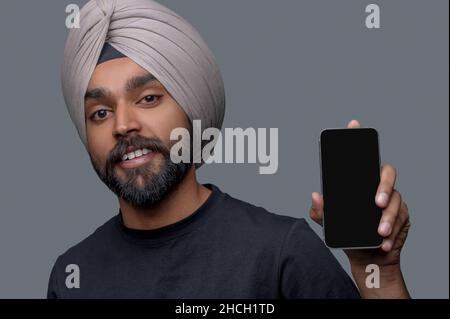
[{"x1": 107, "y1": 135, "x2": 170, "y2": 165}]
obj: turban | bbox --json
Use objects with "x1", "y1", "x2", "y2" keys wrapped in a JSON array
[{"x1": 61, "y1": 0, "x2": 225, "y2": 165}]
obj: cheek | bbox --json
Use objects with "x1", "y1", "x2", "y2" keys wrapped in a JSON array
[
  {"x1": 143, "y1": 102, "x2": 189, "y2": 144},
  {"x1": 86, "y1": 126, "x2": 112, "y2": 163}
]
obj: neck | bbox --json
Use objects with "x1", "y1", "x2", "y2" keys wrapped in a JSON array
[{"x1": 118, "y1": 165, "x2": 211, "y2": 230}]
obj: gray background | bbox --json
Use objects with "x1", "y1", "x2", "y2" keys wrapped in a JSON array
[{"x1": 0, "y1": 0, "x2": 448, "y2": 298}]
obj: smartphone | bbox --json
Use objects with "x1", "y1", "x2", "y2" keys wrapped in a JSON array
[{"x1": 319, "y1": 128, "x2": 383, "y2": 249}]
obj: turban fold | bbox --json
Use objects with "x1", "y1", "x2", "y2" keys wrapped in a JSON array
[{"x1": 61, "y1": 0, "x2": 225, "y2": 164}]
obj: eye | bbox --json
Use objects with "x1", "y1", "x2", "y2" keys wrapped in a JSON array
[
  {"x1": 90, "y1": 109, "x2": 111, "y2": 121},
  {"x1": 138, "y1": 95, "x2": 160, "y2": 105}
]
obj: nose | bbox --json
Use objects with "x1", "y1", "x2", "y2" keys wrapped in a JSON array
[{"x1": 113, "y1": 102, "x2": 142, "y2": 139}]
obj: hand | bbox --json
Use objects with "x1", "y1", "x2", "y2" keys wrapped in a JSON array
[{"x1": 310, "y1": 119, "x2": 411, "y2": 298}]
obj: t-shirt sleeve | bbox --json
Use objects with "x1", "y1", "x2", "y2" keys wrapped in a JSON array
[
  {"x1": 47, "y1": 258, "x2": 61, "y2": 299},
  {"x1": 278, "y1": 219, "x2": 361, "y2": 299}
]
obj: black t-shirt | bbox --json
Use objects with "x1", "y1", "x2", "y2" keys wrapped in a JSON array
[{"x1": 47, "y1": 184, "x2": 360, "y2": 298}]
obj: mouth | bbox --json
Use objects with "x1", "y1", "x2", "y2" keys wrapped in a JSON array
[{"x1": 118, "y1": 147, "x2": 156, "y2": 169}]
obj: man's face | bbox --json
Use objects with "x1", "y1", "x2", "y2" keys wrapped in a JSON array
[{"x1": 85, "y1": 57, "x2": 191, "y2": 208}]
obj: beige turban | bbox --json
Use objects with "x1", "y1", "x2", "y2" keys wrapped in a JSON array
[{"x1": 61, "y1": 0, "x2": 225, "y2": 163}]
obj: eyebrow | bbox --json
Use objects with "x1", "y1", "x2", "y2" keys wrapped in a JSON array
[
  {"x1": 125, "y1": 73, "x2": 159, "y2": 92},
  {"x1": 84, "y1": 73, "x2": 159, "y2": 103},
  {"x1": 84, "y1": 87, "x2": 112, "y2": 101}
]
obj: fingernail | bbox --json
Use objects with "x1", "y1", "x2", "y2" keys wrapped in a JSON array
[
  {"x1": 378, "y1": 222, "x2": 392, "y2": 236},
  {"x1": 382, "y1": 239, "x2": 392, "y2": 251},
  {"x1": 376, "y1": 192, "x2": 389, "y2": 206}
]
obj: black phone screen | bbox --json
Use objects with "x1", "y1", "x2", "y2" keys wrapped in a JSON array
[{"x1": 320, "y1": 128, "x2": 383, "y2": 249}]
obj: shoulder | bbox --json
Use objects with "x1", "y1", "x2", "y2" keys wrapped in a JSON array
[
  {"x1": 223, "y1": 190, "x2": 301, "y2": 222},
  {"x1": 52, "y1": 215, "x2": 118, "y2": 267},
  {"x1": 47, "y1": 215, "x2": 118, "y2": 298},
  {"x1": 216, "y1": 188, "x2": 313, "y2": 245},
  {"x1": 217, "y1": 188, "x2": 359, "y2": 298}
]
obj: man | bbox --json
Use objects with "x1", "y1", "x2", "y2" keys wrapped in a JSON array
[{"x1": 48, "y1": 0, "x2": 411, "y2": 298}]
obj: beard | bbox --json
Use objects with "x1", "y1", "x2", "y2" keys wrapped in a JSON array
[{"x1": 90, "y1": 134, "x2": 191, "y2": 209}]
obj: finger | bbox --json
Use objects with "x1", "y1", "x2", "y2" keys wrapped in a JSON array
[
  {"x1": 375, "y1": 164, "x2": 397, "y2": 208},
  {"x1": 347, "y1": 119, "x2": 361, "y2": 128},
  {"x1": 378, "y1": 190, "x2": 402, "y2": 238},
  {"x1": 381, "y1": 199, "x2": 410, "y2": 252},
  {"x1": 309, "y1": 192, "x2": 324, "y2": 226}
]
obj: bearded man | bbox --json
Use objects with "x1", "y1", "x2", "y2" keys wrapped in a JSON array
[{"x1": 48, "y1": 0, "x2": 411, "y2": 299}]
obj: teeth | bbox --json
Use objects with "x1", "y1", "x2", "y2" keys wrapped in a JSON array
[{"x1": 122, "y1": 148, "x2": 152, "y2": 161}]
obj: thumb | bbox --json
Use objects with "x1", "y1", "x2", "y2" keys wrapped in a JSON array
[
  {"x1": 347, "y1": 119, "x2": 361, "y2": 128},
  {"x1": 310, "y1": 192, "x2": 324, "y2": 226}
]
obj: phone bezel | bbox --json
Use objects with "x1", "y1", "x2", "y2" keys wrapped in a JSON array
[{"x1": 319, "y1": 127, "x2": 383, "y2": 250}]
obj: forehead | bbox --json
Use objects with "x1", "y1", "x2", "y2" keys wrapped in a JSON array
[{"x1": 87, "y1": 57, "x2": 160, "y2": 90}]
